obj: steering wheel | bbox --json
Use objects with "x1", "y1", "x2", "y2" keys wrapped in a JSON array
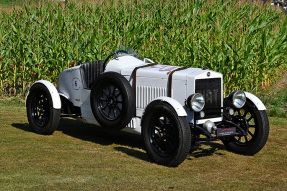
[{"x1": 115, "y1": 50, "x2": 128, "y2": 55}]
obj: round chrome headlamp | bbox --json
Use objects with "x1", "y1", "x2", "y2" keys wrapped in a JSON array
[
  {"x1": 188, "y1": 93, "x2": 205, "y2": 112},
  {"x1": 230, "y1": 90, "x2": 246, "y2": 109}
]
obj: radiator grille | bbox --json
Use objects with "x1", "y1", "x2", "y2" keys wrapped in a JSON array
[
  {"x1": 136, "y1": 86, "x2": 167, "y2": 109},
  {"x1": 195, "y1": 78, "x2": 221, "y2": 119}
]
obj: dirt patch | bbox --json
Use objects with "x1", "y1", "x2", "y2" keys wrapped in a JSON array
[{"x1": 274, "y1": 72, "x2": 287, "y2": 90}]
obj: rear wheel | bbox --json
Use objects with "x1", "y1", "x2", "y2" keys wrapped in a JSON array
[
  {"x1": 222, "y1": 99, "x2": 269, "y2": 155},
  {"x1": 142, "y1": 102, "x2": 191, "y2": 167},
  {"x1": 26, "y1": 83, "x2": 61, "y2": 135}
]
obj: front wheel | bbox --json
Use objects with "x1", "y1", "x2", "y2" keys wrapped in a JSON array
[
  {"x1": 26, "y1": 83, "x2": 61, "y2": 135},
  {"x1": 222, "y1": 99, "x2": 269, "y2": 155},
  {"x1": 142, "y1": 102, "x2": 191, "y2": 167}
]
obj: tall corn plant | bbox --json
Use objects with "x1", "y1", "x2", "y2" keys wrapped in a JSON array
[{"x1": 0, "y1": 0, "x2": 286, "y2": 96}]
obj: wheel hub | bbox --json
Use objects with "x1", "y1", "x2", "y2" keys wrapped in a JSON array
[
  {"x1": 234, "y1": 115, "x2": 249, "y2": 132},
  {"x1": 107, "y1": 96, "x2": 117, "y2": 108},
  {"x1": 31, "y1": 92, "x2": 50, "y2": 127},
  {"x1": 98, "y1": 85, "x2": 124, "y2": 120},
  {"x1": 37, "y1": 106, "x2": 45, "y2": 114},
  {"x1": 159, "y1": 131, "x2": 166, "y2": 138}
]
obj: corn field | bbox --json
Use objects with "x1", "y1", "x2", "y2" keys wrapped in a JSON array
[{"x1": 0, "y1": 0, "x2": 287, "y2": 96}]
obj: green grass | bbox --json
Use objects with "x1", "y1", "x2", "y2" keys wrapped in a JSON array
[
  {"x1": 267, "y1": 89, "x2": 287, "y2": 117},
  {"x1": 258, "y1": 75, "x2": 287, "y2": 118},
  {"x1": 0, "y1": 102, "x2": 286, "y2": 190}
]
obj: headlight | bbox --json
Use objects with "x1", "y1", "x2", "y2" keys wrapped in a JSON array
[
  {"x1": 188, "y1": 93, "x2": 205, "y2": 112},
  {"x1": 230, "y1": 90, "x2": 246, "y2": 108}
]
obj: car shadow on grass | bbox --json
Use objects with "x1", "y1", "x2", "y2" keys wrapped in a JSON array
[
  {"x1": 12, "y1": 118, "x2": 227, "y2": 163},
  {"x1": 57, "y1": 118, "x2": 152, "y2": 162},
  {"x1": 114, "y1": 146, "x2": 150, "y2": 162},
  {"x1": 12, "y1": 123, "x2": 32, "y2": 132},
  {"x1": 57, "y1": 118, "x2": 143, "y2": 149},
  {"x1": 187, "y1": 142, "x2": 226, "y2": 160}
]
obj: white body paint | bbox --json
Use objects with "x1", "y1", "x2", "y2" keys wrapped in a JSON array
[
  {"x1": 26, "y1": 80, "x2": 61, "y2": 109},
  {"x1": 26, "y1": 54, "x2": 265, "y2": 134}
]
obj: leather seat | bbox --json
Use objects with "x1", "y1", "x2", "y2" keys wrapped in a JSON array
[{"x1": 80, "y1": 60, "x2": 105, "y2": 89}]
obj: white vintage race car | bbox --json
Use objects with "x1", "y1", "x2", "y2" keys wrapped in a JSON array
[{"x1": 26, "y1": 47, "x2": 269, "y2": 167}]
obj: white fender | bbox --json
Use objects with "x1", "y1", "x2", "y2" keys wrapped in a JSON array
[
  {"x1": 147, "y1": 97, "x2": 187, "y2": 116},
  {"x1": 244, "y1": 92, "x2": 266, "y2": 110},
  {"x1": 26, "y1": 80, "x2": 61, "y2": 109}
]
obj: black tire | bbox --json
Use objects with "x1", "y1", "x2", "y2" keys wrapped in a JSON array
[
  {"x1": 90, "y1": 72, "x2": 135, "y2": 129},
  {"x1": 142, "y1": 102, "x2": 191, "y2": 167},
  {"x1": 222, "y1": 99, "x2": 269, "y2": 155},
  {"x1": 26, "y1": 83, "x2": 61, "y2": 135}
]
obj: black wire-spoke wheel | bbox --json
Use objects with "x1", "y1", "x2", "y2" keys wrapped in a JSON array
[
  {"x1": 149, "y1": 115, "x2": 180, "y2": 157},
  {"x1": 26, "y1": 83, "x2": 61, "y2": 135},
  {"x1": 222, "y1": 99, "x2": 269, "y2": 155},
  {"x1": 231, "y1": 107, "x2": 256, "y2": 144},
  {"x1": 98, "y1": 84, "x2": 123, "y2": 120},
  {"x1": 91, "y1": 72, "x2": 135, "y2": 129},
  {"x1": 142, "y1": 102, "x2": 191, "y2": 167},
  {"x1": 31, "y1": 92, "x2": 50, "y2": 127}
]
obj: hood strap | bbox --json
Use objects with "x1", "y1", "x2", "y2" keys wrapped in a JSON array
[
  {"x1": 168, "y1": 67, "x2": 188, "y2": 97},
  {"x1": 132, "y1": 63, "x2": 158, "y2": 96}
]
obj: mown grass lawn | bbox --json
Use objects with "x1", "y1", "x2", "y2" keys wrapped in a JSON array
[{"x1": 0, "y1": 102, "x2": 286, "y2": 190}]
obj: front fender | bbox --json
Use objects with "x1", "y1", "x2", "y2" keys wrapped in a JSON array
[
  {"x1": 26, "y1": 80, "x2": 61, "y2": 109},
  {"x1": 224, "y1": 91, "x2": 266, "y2": 111},
  {"x1": 244, "y1": 92, "x2": 266, "y2": 110},
  {"x1": 146, "y1": 97, "x2": 187, "y2": 116}
]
